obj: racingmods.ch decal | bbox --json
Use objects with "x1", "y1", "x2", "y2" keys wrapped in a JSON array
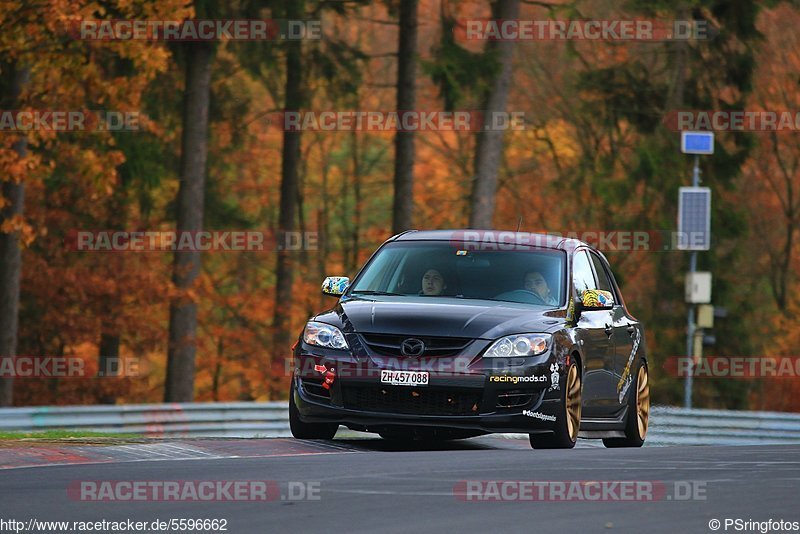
[{"x1": 489, "y1": 375, "x2": 547, "y2": 384}]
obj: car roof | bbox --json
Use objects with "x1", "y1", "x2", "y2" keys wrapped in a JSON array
[{"x1": 389, "y1": 229, "x2": 588, "y2": 252}]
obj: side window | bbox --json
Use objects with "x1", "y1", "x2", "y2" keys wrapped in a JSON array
[
  {"x1": 588, "y1": 252, "x2": 614, "y2": 294},
  {"x1": 572, "y1": 251, "x2": 596, "y2": 295}
]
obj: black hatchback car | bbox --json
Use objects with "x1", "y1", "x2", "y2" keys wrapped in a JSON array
[{"x1": 290, "y1": 230, "x2": 649, "y2": 449}]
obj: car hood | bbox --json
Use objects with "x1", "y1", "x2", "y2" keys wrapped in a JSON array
[{"x1": 312, "y1": 296, "x2": 566, "y2": 339}]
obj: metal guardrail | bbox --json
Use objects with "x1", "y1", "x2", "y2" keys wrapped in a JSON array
[
  {"x1": 0, "y1": 402, "x2": 291, "y2": 438},
  {"x1": 1, "y1": 403, "x2": 799, "y2": 445},
  {"x1": 647, "y1": 406, "x2": 800, "y2": 446}
]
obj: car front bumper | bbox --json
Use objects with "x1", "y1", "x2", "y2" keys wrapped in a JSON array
[{"x1": 292, "y1": 339, "x2": 567, "y2": 434}]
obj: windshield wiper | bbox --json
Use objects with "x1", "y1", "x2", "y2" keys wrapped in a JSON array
[{"x1": 349, "y1": 290, "x2": 404, "y2": 296}]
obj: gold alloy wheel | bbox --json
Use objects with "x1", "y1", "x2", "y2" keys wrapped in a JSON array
[
  {"x1": 565, "y1": 365, "x2": 582, "y2": 441},
  {"x1": 636, "y1": 365, "x2": 650, "y2": 439}
]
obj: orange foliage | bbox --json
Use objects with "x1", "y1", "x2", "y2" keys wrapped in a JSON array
[{"x1": 4, "y1": 0, "x2": 800, "y2": 411}]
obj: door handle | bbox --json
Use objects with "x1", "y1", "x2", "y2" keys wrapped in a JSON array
[{"x1": 604, "y1": 324, "x2": 613, "y2": 337}]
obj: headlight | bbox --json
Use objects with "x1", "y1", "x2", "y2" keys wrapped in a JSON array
[
  {"x1": 483, "y1": 334, "x2": 551, "y2": 357},
  {"x1": 303, "y1": 321, "x2": 349, "y2": 350}
]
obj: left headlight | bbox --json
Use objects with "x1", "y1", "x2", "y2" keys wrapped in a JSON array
[
  {"x1": 303, "y1": 321, "x2": 349, "y2": 350},
  {"x1": 483, "y1": 333, "x2": 551, "y2": 357}
]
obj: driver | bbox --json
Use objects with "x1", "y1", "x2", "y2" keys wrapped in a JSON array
[
  {"x1": 421, "y1": 268, "x2": 447, "y2": 296},
  {"x1": 524, "y1": 271, "x2": 557, "y2": 305}
]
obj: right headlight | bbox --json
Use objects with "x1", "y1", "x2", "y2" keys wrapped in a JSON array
[
  {"x1": 303, "y1": 321, "x2": 349, "y2": 350},
  {"x1": 483, "y1": 333, "x2": 551, "y2": 357}
]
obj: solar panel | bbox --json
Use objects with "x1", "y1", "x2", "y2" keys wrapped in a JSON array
[{"x1": 677, "y1": 187, "x2": 711, "y2": 250}]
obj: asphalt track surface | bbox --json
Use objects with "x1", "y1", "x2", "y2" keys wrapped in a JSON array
[{"x1": 0, "y1": 436, "x2": 798, "y2": 534}]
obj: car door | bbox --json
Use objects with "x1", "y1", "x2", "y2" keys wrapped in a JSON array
[
  {"x1": 590, "y1": 251, "x2": 642, "y2": 412},
  {"x1": 588, "y1": 251, "x2": 635, "y2": 416},
  {"x1": 572, "y1": 249, "x2": 617, "y2": 418}
]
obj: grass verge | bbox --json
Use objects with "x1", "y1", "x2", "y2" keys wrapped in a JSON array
[{"x1": 0, "y1": 430, "x2": 140, "y2": 440}]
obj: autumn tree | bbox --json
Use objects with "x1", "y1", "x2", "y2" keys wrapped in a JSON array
[
  {"x1": 511, "y1": 0, "x2": 762, "y2": 406},
  {"x1": 0, "y1": 0, "x2": 184, "y2": 406},
  {"x1": 270, "y1": 0, "x2": 306, "y2": 398},
  {"x1": 0, "y1": 61, "x2": 29, "y2": 406},
  {"x1": 392, "y1": 0, "x2": 419, "y2": 233},
  {"x1": 468, "y1": 0, "x2": 520, "y2": 228},
  {"x1": 165, "y1": 25, "x2": 217, "y2": 402},
  {"x1": 740, "y1": 4, "x2": 800, "y2": 315},
  {"x1": 269, "y1": 0, "x2": 368, "y2": 397},
  {"x1": 426, "y1": 0, "x2": 519, "y2": 227}
]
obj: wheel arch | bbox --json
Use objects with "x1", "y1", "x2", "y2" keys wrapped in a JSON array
[{"x1": 570, "y1": 348, "x2": 584, "y2": 379}]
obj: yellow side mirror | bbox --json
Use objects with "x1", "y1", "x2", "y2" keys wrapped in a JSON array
[
  {"x1": 321, "y1": 276, "x2": 349, "y2": 296},
  {"x1": 581, "y1": 289, "x2": 615, "y2": 309}
]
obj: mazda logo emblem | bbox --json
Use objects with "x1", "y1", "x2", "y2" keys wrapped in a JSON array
[{"x1": 400, "y1": 338, "x2": 425, "y2": 357}]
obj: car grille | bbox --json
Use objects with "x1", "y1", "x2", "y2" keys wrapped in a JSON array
[
  {"x1": 359, "y1": 334, "x2": 472, "y2": 357},
  {"x1": 342, "y1": 386, "x2": 481, "y2": 416}
]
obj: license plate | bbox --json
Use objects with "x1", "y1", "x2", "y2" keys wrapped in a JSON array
[{"x1": 380, "y1": 370, "x2": 429, "y2": 386}]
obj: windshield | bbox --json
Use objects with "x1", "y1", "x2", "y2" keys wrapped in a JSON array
[{"x1": 348, "y1": 241, "x2": 566, "y2": 307}]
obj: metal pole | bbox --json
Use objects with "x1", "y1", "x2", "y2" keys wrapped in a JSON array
[
  {"x1": 684, "y1": 155, "x2": 701, "y2": 408},
  {"x1": 692, "y1": 155, "x2": 701, "y2": 187},
  {"x1": 685, "y1": 251, "x2": 696, "y2": 408}
]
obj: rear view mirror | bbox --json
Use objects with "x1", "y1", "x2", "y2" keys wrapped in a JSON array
[
  {"x1": 322, "y1": 276, "x2": 349, "y2": 296},
  {"x1": 581, "y1": 289, "x2": 614, "y2": 310}
]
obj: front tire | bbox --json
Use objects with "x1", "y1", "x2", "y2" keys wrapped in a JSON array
[
  {"x1": 603, "y1": 363, "x2": 649, "y2": 448},
  {"x1": 289, "y1": 379, "x2": 338, "y2": 440},
  {"x1": 530, "y1": 361, "x2": 581, "y2": 449}
]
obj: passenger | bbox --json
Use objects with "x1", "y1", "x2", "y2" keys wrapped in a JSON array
[{"x1": 524, "y1": 271, "x2": 557, "y2": 305}]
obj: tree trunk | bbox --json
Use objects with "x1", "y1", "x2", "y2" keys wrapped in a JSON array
[
  {"x1": 212, "y1": 337, "x2": 222, "y2": 402},
  {"x1": 468, "y1": 0, "x2": 520, "y2": 229},
  {"x1": 165, "y1": 41, "x2": 215, "y2": 402},
  {"x1": 666, "y1": 7, "x2": 689, "y2": 112},
  {"x1": 0, "y1": 63, "x2": 29, "y2": 407},
  {"x1": 97, "y1": 331, "x2": 120, "y2": 404},
  {"x1": 272, "y1": 5, "x2": 304, "y2": 399},
  {"x1": 351, "y1": 129, "x2": 362, "y2": 270},
  {"x1": 96, "y1": 178, "x2": 127, "y2": 404},
  {"x1": 317, "y1": 150, "x2": 330, "y2": 309},
  {"x1": 392, "y1": 0, "x2": 419, "y2": 234}
]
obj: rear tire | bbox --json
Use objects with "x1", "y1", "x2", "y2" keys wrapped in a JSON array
[
  {"x1": 289, "y1": 379, "x2": 338, "y2": 440},
  {"x1": 530, "y1": 361, "x2": 581, "y2": 449},
  {"x1": 603, "y1": 363, "x2": 649, "y2": 448}
]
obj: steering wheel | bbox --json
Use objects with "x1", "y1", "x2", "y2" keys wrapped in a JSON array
[{"x1": 494, "y1": 289, "x2": 547, "y2": 305}]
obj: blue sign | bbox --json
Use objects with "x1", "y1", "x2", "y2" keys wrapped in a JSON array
[{"x1": 681, "y1": 131, "x2": 714, "y2": 155}]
